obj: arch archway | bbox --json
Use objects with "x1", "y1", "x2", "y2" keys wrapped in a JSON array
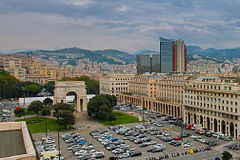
[
  {"x1": 214, "y1": 119, "x2": 218, "y2": 132},
  {"x1": 200, "y1": 115, "x2": 203, "y2": 126},
  {"x1": 207, "y1": 117, "x2": 210, "y2": 130},
  {"x1": 54, "y1": 81, "x2": 87, "y2": 112},
  {"x1": 221, "y1": 120, "x2": 226, "y2": 134},
  {"x1": 194, "y1": 114, "x2": 197, "y2": 124},
  {"x1": 187, "y1": 113, "x2": 191, "y2": 124},
  {"x1": 230, "y1": 122, "x2": 234, "y2": 137}
]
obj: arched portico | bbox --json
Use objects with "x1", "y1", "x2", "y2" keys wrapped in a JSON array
[{"x1": 54, "y1": 81, "x2": 87, "y2": 112}]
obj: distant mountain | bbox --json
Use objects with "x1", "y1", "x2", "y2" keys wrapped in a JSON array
[
  {"x1": 132, "y1": 49, "x2": 159, "y2": 55},
  {"x1": 14, "y1": 47, "x2": 136, "y2": 66},
  {"x1": 187, "y1": 46, "x2": 240, "y2": 62},
  {"x1": 7, "y1": 46, "x2": 240, "y2": 66}
]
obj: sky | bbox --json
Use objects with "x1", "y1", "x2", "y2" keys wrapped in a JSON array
[{"x1": 0, "y1": 0, "x2": 240, "y2": 53}]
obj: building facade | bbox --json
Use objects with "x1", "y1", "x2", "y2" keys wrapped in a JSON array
[
  {"x1": 100, "y1": 73, "x2": 191, "y2": 118},
  {"x1": 99, "y1": 74, "x2": 134, "y2": 96},
  {"x1": 184, "y1": 76, "x2": 240, "y2": 139},
  {"x1": 136, "y1": 37, "x2": 187, "y2": 75},
  {"x1": 160, "y1": 37, "x2": 187, "y2": 73}
]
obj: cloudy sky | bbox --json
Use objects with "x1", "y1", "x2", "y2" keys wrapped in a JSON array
[{"x1": 1, "y1": 0, "x2": 240, "y2": 53}]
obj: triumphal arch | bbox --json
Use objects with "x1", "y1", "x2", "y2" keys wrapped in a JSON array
[{"x1": 54, "y1": 81, "x2": 87, "y2": 112}]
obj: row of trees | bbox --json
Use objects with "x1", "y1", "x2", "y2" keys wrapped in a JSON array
[
  {"x1": 87, "y1": 94, "x2": 117, "y2": 121},
  {"x1": 0, "y1": 69, "x2": 42, "y2": 98},
  {"x1": 14, "y1": 98, "x2": 75, "y2": 126},
  {"x1": 0, "y1": 69, "x2": 100, "y2": 98}
]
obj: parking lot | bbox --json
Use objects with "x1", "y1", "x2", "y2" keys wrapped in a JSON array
[
  {"x1": 0, "y1": 101, "x2": 16, "y2": 122},
  {"x1": 30, "y1": 102, "x2": 237, "y2": 160}
]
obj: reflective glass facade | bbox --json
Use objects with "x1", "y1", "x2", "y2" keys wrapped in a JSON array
[
  {"x1": 137, "y1": 54, "x2": 151, "y2": 74},
  {"x1": 160, "y1": 37, "x2": 173, "y2": 72}
]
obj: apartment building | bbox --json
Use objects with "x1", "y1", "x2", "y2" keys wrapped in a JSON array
[
  {"x1": 99, "y1": 74, "x2": 134, "y2": 96},
  {"x1": 101, "y1": 73, "x2": 191, "y2": 118},
  {"x1": 184, "y1": 76, "x2": 240, "y2": 139},
  {"x1": 0, "y1": 54, "x2": 33, "y2": 80}
]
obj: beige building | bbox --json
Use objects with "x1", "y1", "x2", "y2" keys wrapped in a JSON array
[
  {"x1": 101, "y1": 73, "x2": 191, "y2": 118},
  {"x1": 184, "y1": 76, "x2": 240, "y2": 139},
  {"x1": 0, "y1": 54, "x2": 33, "y2": 81},
  {"x1": 100, "y1": 74, "x2": 134, "y2": 96}
]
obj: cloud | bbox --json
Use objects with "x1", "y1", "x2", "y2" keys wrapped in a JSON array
[
  {"x1": 0, "y1": 0, "x2": 240, "y2": 52},
  {"x1": 61, "y1": 0, "x2": 94, "y2": 6},
  {"x1": 117, "y1": 5, "x2": 128, "y2": 12}
]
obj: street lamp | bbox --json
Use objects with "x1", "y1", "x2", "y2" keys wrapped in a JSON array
[
  {"x1": 22, "y1": 87, "x2": 26, "y2": 121},
  {"x1": 57, "y1": 114, "x2": 61, "y2": 160},
  {"x1": 142, "y1": 97, "x2": 145, "y2": 126},
  {"x1": 181, "y1": 119, "x2": 184, "y2": 148},
  {"x1": 45, "y1": 117, "x2": 48, "y2": 138}
]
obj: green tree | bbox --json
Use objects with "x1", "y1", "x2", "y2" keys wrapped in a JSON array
[
  {"x1": 28, "y1": 100, "x2": 43, "y2": 116},
  {"x1": 0, "y1": 69, "x2": 22, "y2": 98},
  {"x1": 23, "y1": 84, "x2": 41, "y2": 97},
  {"x1": 14, "y1": 108, "x2": 25, "y2": 117},
  {"x1": 222, "y1": 151, "x2": 232, "y2": 160},
  {"x1": 53, "y1": 103, "x2": 75, "y2": 126},
  {"x1": 43, "y1": 98, "x2": 53, "y2": 106},
  {"x1": 87, "y1": 94, "x2": 116, "y2": 121},
  {"x1": 97, "y1": 104, "x2": 112, "y2": 121},
  {"x1": 44, "y1": 81, "x2": 55, "y2": 95},
  {"x1": 41, "y1": 106, "x2": 51, "y2": 116}
]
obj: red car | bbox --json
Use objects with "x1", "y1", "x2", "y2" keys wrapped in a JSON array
[
  {"x1": 185, "y1": 124, "x2": 194, "y2": 129},
  {"x1": 174, "y1": 137, "x2": 182, "y2": 140}
]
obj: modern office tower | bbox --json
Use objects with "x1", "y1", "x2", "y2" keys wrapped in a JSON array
[
  {"x1": 136, "y1": 37, "x2": 187, "y2": 74},
  {"x1": 136, "y1": 53, "x2": 160, "y2": 74},
  {"x1": 159, "y1": 37, "x2": 173, "y2": 72},
  {"x1": 160, "y1": 37, "x2": 187, "y2": 73}
]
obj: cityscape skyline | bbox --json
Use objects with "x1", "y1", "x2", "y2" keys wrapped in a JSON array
[{"x1": 1, "y1": 0, "x2": 240, "y2": 53}]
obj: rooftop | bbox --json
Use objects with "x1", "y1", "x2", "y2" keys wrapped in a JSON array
[{"x1": 0, "y1": 130, "x2": 26, "y2": 158}]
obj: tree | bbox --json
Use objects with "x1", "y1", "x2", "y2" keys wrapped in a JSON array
[
  {"x1": 43, "y1": 98, "x2": 53, "y2": 106},
  {"x1": 41, "y1": 106, "x2": 51, "y2": 116},
  {"x1": 14, "y1": 108, "x2": 25, "y2": 117},
  {"x1": 23, "y1": 84, "x2": 41, "y2": 97},
  {"x1": 0, "y1": 69, "x2": 22, "y2": 98},
  {"x1": 222, "y1": 151, "x2": 232, "y2": 160},
  {"x1": 53, "y1": 103, "x2": 75, "y2": 126},
  {"x1": 87, "y1": 94, "x2": 116, "y2": 121},
  {"x1": 28, "y1": 100, "x2": 43, "y2": 116},
  {"x1": 103, "y1": 94, "x2": 117, "y2": 108},
  {"x1": 97, "y1": 104, "x2": 112, "y2": 121},
  {"x1": 57, "y1": 110, "x2": 75, "y2": 125},
  {"x1": 44, "y1": 81, "x2": 55, "y2": 95}
]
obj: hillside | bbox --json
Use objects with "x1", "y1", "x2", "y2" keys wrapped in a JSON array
[
  {"x1": 15, "y1": 48, "x2": 136, "y2": 66},
  {"x1": 7, "y1": 46, "x2": 240, "y2": 66},
  {"x1": 187, "y1": 46, "x2": 240, "y2": 64}
]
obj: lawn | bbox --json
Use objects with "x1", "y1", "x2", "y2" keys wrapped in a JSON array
[
  {"x1": 16, "y1": 117, "x2": 70, "y2": 133},
  {"x1": 101, "y1": 111, "x2": 144, "y2": 125}
]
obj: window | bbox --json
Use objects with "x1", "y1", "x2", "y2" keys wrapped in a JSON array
[{"x1": 235, "y1": 108, "x2": 237, "y2": 113}]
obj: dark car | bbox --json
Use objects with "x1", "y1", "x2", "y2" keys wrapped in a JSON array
[
  {"x1": 174, "y1": 142, "x2": 181, "y2": 147},
  {"x1": 152, "y1": 148, "x2": 163, "y2": 153},
  {"x1": 140, "y1": 143, "x2": 149, "y2": 147},
  {"x1": 130, "y1": 151, "x2": 142, "y2": 157}
]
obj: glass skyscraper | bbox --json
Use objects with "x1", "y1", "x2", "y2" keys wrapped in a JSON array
[{"x1": 136, "y1": 37, "x2": 187, "y2": 74}]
